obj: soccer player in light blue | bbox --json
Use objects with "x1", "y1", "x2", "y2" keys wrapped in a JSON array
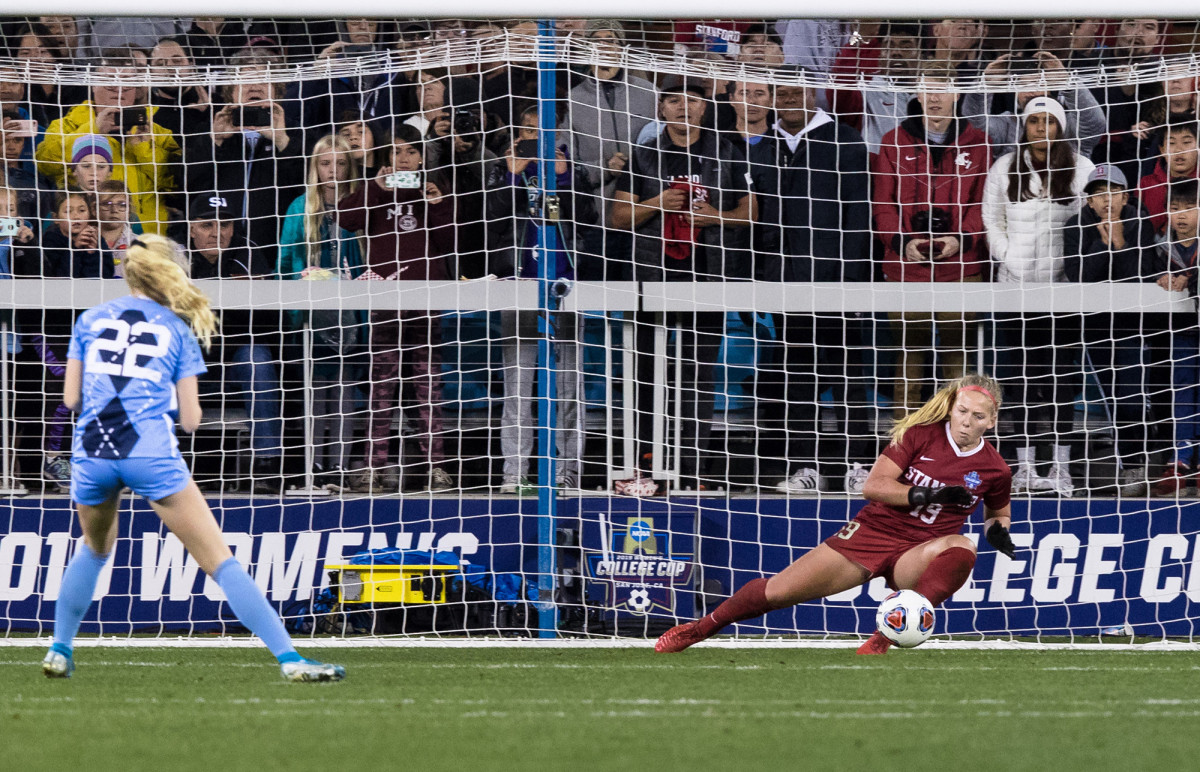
[{"x1": 42, "y1": 234, "x2": 345, "y2": 682}]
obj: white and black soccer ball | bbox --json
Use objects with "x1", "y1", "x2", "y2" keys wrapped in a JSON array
[
  {"x1": 876, "y1": 590, "x2": 935, "y2": 648},
  {"x1": 628, "y1": 588, "x2": 651, "y2": 612}
]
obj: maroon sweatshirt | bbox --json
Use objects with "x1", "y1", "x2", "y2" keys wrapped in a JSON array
[{"x1": 336, "y1": 182, "x2": 453, "y2": 280}]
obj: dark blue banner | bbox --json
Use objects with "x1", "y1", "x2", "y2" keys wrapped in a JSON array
[
  {"x1": 695, "y1": 498, "x2": 1200, "y2": 638},
  {"x1": 0, "y1": 498, "x2": 535, "y2": 634},
  {"x1": 2, "y1": 497, "x2": 1197, "y2": 637}
]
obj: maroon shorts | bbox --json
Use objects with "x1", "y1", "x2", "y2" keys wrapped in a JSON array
[{"x1": 823, "y1": 517, "x2": 928, "y2": 589}]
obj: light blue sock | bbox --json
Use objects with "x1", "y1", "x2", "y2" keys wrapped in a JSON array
[
  {"x1": 53, "y1": 542, "x2": 110, "y2": 653},
  {"x1": 213, "y1": 557, "x2": 297, "y2": 661}
]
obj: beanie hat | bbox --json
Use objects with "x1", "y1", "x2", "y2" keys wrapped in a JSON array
[
  {"x1": 1021, "y1": 96, "x2": 1068, "y2": 133},
  {"x1": 71, "y1": 134, "x2": 113, "y2": 165},
  {"x1": 584, "y1": 19, "x2": 626, "y2": 45}
]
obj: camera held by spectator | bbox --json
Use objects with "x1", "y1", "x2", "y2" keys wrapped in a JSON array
[{"x1": 908, "y1": 206, "x2": 953, "y2": 259}]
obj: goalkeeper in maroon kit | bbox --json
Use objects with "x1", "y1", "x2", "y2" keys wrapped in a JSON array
[{"x1": 656, "y1": 373, "x2": 1016, "y2": 655}]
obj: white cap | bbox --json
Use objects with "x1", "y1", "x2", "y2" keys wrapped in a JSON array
[{"x1": 1021, "y1": 96, "x2": 1068, "y2": 132}]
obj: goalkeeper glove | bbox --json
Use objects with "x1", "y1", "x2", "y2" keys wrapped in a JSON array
[
  {"x1": 908, "y1": 485, "x2": 974, "y2": 508},
  {"x1": 986, "y1": 520, "x2": 1016, "y2": 559}
]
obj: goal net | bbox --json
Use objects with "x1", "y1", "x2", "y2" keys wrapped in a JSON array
[{"x1": 0, "y1": 15, "x2": 1198, "y2": 645}]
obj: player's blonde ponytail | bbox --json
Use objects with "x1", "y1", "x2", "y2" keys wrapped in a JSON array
[
  {"x1": 122, "y1": 234, "x2": 218, "y2": 351},
  {"x1": 889, "y1": 373, "x2": 1003, "y2": 446}
]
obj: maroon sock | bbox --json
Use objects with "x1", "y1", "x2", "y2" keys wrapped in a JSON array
[
  {"x1": 915, "y1": 547, "x2": 976, "y2": 607},
  {"x1": 694, "y1": 577, "x2": 775, "y2": 637}
]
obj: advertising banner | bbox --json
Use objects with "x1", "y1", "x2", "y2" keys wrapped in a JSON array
[{"x1": 2, "y1": 497, "x2": 1197, "y2": 637}]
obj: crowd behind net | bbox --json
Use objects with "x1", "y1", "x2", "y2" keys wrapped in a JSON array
[{"x1": 2, "y1": 16, "x2": 1200, "y2": 643}]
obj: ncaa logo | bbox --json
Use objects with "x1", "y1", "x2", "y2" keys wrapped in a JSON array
[{"x1": 627, "y1": 520, "x2": 653, "y2": 543}]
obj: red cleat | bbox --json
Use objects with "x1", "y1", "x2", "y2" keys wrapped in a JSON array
[
  {"x1": 655, "y1": 620, "x2": 707, "y2": 653},
  {"x1": 856, "y1": 631, "x2": 893, "y2": 655}
]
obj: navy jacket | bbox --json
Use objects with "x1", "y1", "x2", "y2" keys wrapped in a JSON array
[
  {"x1": 41, "y1": 227, "x2": 114, "y2": 279},
  {"x1": 1062, "y1": 203, "x2": 1157, "y2": 283},
  {"x1": 769, "y1": 118, "x2": 870, "y2": 283}
]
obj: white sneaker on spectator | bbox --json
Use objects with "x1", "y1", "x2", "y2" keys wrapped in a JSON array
[
  {"x1": 1118, "y1": 467, "x2": 1149, "y2": 498},
  {"x1": 1012, "y1": 463, "x2": 1054, "y2": 495},
  {"x1": 776, "y1": 468, "x2": 824, "y2": 495},
  {"x1": 427, "y1": 468, "x2": 456, "y2": 492},
  {"x1": 844, "y1": 463, "x2": 869, "y2": 496},
  {"x1": 613, "y1": 474, "x2": 659, "y2": 497},
  {"x1": 349, "y1": 469, "x2": 378, "y2": 494},
  {"x1": 1044, "y1": 463, "x2": 1075, "y2": 497},
  {"x1": 499, "y1": 477, "x2": 536, "y2": 496}
]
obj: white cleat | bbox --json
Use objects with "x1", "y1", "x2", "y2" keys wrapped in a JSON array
[
  {"x1": 281, "y1": 658, "x2": 346, "y2": 682},
  {"x1": 844, "y1": 463, "x2": 869, "y2": 496},
  {"x1": 1044, "y1": 463, "x2": 1075, "y2": 498},
  {"x1": 1012, "y1": 463, "x2": 1054, "y2": 496},
  {"x1": 42, "y1": 649, "x2": 73, "y2": 679},
  {"x1": 775, "y1": 468, "x2": 825, "y2": 495}
]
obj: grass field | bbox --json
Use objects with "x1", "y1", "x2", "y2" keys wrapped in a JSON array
[{"x1": 1, "y1": 645, "x2": 1197, "y2": 771}]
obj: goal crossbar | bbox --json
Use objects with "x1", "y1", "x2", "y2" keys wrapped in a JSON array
[{"x1": 0, "y1": 280, "x2": 1190, "y2": 314}]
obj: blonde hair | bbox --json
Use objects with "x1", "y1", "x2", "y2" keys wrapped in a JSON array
[
  {"x1": 304, "y1": 133, "x2": 361, "y2": 268},
  {"x1": 122, "y1": 233, "x2": 218, "y2": 351},
  {"x1": 918, "y1": 59, "x2": 959, "y2": 84},
  {"x1": 890, "y1": 373, "x2": 1003, "y2": 446}
]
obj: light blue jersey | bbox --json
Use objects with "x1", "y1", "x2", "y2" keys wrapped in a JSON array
[{"x1": 67, "y1": 295, "x2": 207, "y2": 460}]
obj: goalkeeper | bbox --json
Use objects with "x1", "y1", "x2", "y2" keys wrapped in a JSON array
[
  {"x1": 41, "y1": 235, "x2": 345, "y2": 682},
  {"x1": 657, "y1": 373, "x2": 1015, "y2": 655}
]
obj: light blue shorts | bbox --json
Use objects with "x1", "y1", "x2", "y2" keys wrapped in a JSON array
[{"x1": 70, "y1": 456, "x2": 192, "y2": 505}]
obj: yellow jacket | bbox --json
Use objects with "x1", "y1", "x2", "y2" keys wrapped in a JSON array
[{"x1": 35, "y1": 101, "x2": 181, "y2": 235}]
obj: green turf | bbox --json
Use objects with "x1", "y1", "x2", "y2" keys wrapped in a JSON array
[{"x1": 1, "y1": 646, "x2": 1197, "y2": 771}]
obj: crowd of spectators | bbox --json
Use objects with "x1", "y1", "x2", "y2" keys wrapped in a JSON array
[{"x1": 0, "y1": 16, "x2": 1198, "y2": 499}]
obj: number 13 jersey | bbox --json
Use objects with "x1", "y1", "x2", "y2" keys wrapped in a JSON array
[
  {"x1": 858, "y1": 421, "x2": 1012, "y2": 541},
  {"x1": 68, "y1": 296, "x2": 208, "y2": 460}
]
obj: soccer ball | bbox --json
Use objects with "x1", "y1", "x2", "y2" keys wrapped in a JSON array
[{"x1": 875, "y1": 590, "x2": 935, "y2": 648}]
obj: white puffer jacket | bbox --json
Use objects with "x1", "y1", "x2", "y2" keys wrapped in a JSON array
[{"x1": 982, "y1": 150, "x2": 1094, "y2": 283}]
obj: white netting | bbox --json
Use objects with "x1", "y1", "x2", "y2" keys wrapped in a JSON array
[{"x1": 0, "y1": 17, "x2": 1199, "y2": 644}]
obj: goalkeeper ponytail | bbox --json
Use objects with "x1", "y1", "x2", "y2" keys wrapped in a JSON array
[
  {"x1": 123, "y1": 233, "x2": 218, "y2": 352},
  {"x1": 890, "y1": 373, "x2": 1003, "y2": 446}
]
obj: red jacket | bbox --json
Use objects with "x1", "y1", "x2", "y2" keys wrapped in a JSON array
[
  {"x1": 872, "y1": 117, "x2": 991, "y2": 282},
  {"x1": 828, "y1": 39, "x2": 883, "y2": 132},
  {"x1": 1138, "y1": 160, "x2": 1200, "y2": 235}
]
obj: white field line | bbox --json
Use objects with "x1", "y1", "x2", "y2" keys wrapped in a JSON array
[
  {"x1": 0, "y1": 661, "x2": 1194, "y2": 673},
  {"x1": 0, "y1": 637, "x2": 1198, "y2": 651}
]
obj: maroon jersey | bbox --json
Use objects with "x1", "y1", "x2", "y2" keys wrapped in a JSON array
[{"x1": 858, "y1": 421, "x2": 1012, "y2": 541}]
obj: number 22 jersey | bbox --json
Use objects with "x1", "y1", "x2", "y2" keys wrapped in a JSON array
[
  {"x1": 858, "y1": 421, "x2": 1012, "y2": 541},
  {"x1": 67, "y1": 296, "x2": 208, "y2": 460}
]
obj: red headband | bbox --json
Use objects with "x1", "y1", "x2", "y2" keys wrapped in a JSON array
[{"x1": 959, "y1": 385, "x2": 996, "y2": 404}]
